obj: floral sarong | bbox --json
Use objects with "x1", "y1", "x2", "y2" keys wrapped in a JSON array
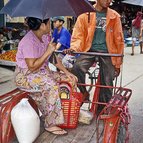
[{"x1": 15, "y1": 66, "x2": 76, "y2": 128}]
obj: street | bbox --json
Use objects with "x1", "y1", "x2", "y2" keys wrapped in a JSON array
[
  {"x1": 0, "y1": 46, "x2": 143, "y2": 143},
  {"x1": 122, "y1": 46, "x2": 143, "y2": 143}
]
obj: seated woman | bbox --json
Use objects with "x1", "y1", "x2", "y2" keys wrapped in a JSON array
[{"x1": 15, "y1": 17, "x2": 77, "y2": 135}]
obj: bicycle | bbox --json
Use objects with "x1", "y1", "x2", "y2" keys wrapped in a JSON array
[
  {"x1": 58, "y1": 51, "x2": 132, "y2": 143},
  {"x1": 86, "y1": 64, "x2": 99, "y2": 93}
]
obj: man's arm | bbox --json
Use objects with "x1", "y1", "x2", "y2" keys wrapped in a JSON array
[
  {"x1": 139, "y1": 25, "x2": 143, "y2": 38},
  {"x1": 70, "y1": 14, "x2": 87, "y2": 52},
  {"x1": 63, "y1": 14, "x2": 87, "y2": 54},
  {"x1": 56, "y1": 33, "x2": 68, "y2": 50},
  {"x1": 114, "y1": 15, "x2": 124, "y2": 69}
]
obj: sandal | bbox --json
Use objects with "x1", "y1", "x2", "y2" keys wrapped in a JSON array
[{"x1": 45, "y1": 127, "x2": 68, "y2": 135}]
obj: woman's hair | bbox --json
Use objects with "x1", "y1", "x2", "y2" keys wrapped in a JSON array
[{"x1": 27, "y1": 17, "x2": 49, "y2": 30}]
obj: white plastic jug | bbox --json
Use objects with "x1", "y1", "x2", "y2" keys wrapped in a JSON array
[
  {"x1": 11, "y1": 98, "x2": 40, "y2": 143},
  {"x1": 78, "y1": 109, "x2": 93, "y2": 125}
]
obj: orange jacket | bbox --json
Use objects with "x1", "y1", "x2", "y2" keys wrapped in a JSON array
[{"x1": 70, "y1": 8, "x2": 124, "y2": 69}]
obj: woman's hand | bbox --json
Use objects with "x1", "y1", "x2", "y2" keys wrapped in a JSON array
[{"x1": 46, "y1": 38, "x2": 56, "y2": 55}]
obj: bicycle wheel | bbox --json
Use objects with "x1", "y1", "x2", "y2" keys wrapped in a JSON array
[
  {"x1": 85, "y1": 71, "x2": 94, "y2": 93},
  {"x1": 100, "y1": 119, "x2": 127, "y2": 143},
  {"x1": 117, "y1": 122, "x2": 126, "y2": 143}
]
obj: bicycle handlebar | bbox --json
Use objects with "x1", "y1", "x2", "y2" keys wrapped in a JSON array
[{"x1": 55, "y1": 50, "x2": 123, "y2": 57}]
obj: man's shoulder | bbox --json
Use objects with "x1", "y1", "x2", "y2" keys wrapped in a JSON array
[
  {"x1": 77, "y1": 12, "x2": 90, "y2": 20},
  {"x1": 53, "y1": 28, "x2": 58, "y2": 33},
  {"x1": 108, "y1": 8, "x2": 121, "y2": 18},
  {"x1": 61, "y1": 27, "x2": 68, "y2": 32},
  {"x1": 78, "y1": 8, "x2": 120, "y2": 19},
  {"x1": 52, "y1": 28, "x2": 58, "y2": 36},
  {"x1": 61, "y1": 27, "x2": 70, "y2": 35}
]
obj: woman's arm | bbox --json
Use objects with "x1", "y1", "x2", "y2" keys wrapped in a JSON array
[
  {"x1": 25, "y1": 42, "x2": 55, "y2": 72},
  {"x1": 55, "y1": 43, "x2": 62, "y2": 50}
]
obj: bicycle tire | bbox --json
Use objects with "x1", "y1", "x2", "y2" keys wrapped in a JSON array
[
  {"x1": 99, "y1": 121, "x2": 127, "y2": 143},
  {"x1": 86, "y1": 71, "x2": 94, "y2": 93},
  {"x1": 107, "y1": 121, "x2": 126, "y2": 143},
  {"x1": 117, "y1": 122, "x2": 126, "y2": 143}
]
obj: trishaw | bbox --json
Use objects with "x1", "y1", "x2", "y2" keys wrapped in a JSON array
[
  {"x1": 58, "y1": 51, "x2": 132, "y2": 143},
  {"x1": 0, "y1": 52, "x2": 132, "y2": 143}
]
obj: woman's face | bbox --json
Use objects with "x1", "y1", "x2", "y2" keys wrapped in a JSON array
[{"x1": 41, "y1": 20, "x2": 50, "y2": 34}]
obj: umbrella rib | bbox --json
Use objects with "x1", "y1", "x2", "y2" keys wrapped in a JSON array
[
  {"x1": 67, "y1": 0, "x2": 78, "y2": 16},
  {"x1": 11, "y1": 0, "x2": 24, "y2": 17},
  {"x1": 122, "y1": 0, "x2": 143, "y2": 6},
  {"x1": 42, "y1": 0, "x2": 45, "y2": 20}
]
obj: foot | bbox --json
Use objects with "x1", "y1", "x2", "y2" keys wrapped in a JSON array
[
  {"x1": 131, "y1": 53, "x2": 134, "y2": 56},
  {"x1": 45, "y1": 126, "x2": 67, "y2": 135},
  {"x1": 140, "y1": 51, "x2": 143, "y2": 54}
]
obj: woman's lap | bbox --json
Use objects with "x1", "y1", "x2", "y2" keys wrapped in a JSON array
[{"x1": 15, "y1": 67, "x2": 75, "y2": 127}]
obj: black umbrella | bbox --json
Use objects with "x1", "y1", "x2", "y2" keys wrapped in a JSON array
[{"x1": 0, "y1": 0, "x2": 95, "y2": 20}]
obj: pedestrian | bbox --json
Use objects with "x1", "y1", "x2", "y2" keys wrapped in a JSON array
[
  {"x1": 139, "y1": 19, "x2": 143, "y2": 54},
  {"x1": 131, "y1": 11, "x2": 142, "y2": 56},
  {"x1": 52, "y1": 16, "x2": 71, "y2": 60},
  {"x1": 64, "y1": 0, "x2": 124, "y2": 112},
  {"x1": 15, "y1": 17, "x2": 77, "y2": 135}
]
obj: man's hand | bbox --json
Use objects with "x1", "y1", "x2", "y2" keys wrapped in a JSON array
[
  {"x1": 114, "y1": 68, "x2": 120, "y2": 77},
  {"x1": 63, "y1": 49, "x2": 75, "y2": 55}
]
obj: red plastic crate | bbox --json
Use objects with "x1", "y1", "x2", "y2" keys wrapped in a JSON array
[{"x1": 0, "y1": 88, "x2": 38, "y2": 143}]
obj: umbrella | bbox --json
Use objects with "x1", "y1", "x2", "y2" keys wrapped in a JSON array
[
  {"x1": 0, "y1": 0, "x2": 95, "y2": 20},
  {"x1": 122, "y1": 0, "x2": 143, "y2": 6}
]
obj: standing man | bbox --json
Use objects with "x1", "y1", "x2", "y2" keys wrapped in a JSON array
[
  {"x1": 65, "y1": 0, "x2": 124, "y2": 111},
  {"x1": 131, "y1": 12, "x2": 142, "y2": 55},
  {"x1": 139, "y1": 19, "x2": 143, "y2": 54}
]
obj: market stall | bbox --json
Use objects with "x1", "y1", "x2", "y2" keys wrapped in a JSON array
[
  {"x1": 0, "y1": 49, "x2": 16, "y2": 66},
  {"x1": 0, "y1": 26, "x2": 26, "y2": 67}
]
